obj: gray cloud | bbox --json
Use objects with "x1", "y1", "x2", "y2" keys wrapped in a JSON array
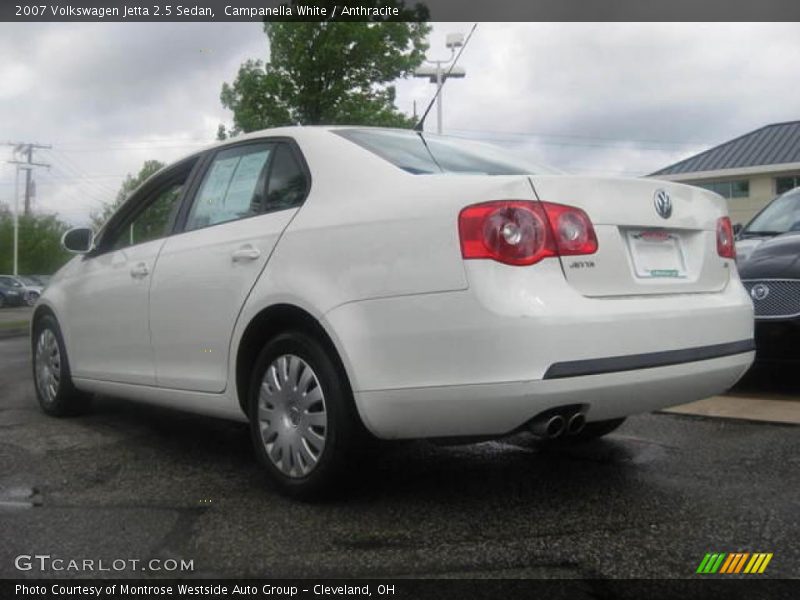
[{"x1": 1, "y1": 22, "x2": 799, "y2": 224}]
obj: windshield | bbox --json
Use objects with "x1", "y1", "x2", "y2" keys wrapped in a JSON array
[
  {"x1": 18, "y1": 276, "x2": 37, "y2": 285},
  {"x1": 336, "y1": 128, "x2": 558, "y2": 176},
  {"x1": 743, "y1": 188, "x2": 800, "y2": 236}
]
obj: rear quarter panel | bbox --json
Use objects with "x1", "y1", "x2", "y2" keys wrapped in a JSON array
[{"x1": 232, "y1": 131, "x2": 538, "y2": 392}]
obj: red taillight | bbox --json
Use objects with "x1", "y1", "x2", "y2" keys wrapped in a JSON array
[
  {"x1": 458, "y1": 200, "x2": 598, "y2": 266},
  {"x1": 716, "y1": 216, "x2": 736, "y2": 259},
  {"x1": 543, "y1": 202, "x2": 599, "y2": 255}
]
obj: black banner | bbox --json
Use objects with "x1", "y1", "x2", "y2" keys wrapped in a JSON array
[
  {"x1": 4, "y1": 579, "x2": 800, "y2": 600},
  {"x1": 4, "y1": 0, "x2": 800, "y2": 22}
]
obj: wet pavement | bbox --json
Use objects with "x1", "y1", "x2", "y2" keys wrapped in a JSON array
[{"x1": 0, "y1": 335, "x2": 798, "y2": 579}]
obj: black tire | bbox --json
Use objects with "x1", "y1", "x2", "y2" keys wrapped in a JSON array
[
  {"x1": 0, "y1": 294, "x2": 5, "y2": 309},
  {"x1": 31, "y1": 314, "x2": 91, "y2": 416},
  {"x1": 248, "y1": 331, "x2": 360, "y2": 499},
  {"x1": 26, "y1": 292, "x2": 39, "y2": 307}
]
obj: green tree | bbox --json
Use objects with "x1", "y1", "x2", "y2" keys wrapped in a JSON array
[
  {"x1": 219, "y1": 1, "x2": 430, "y2": 135},
  {"x1": 0, "y1": 205, "x2": 72, "y2": 275},
  {"x1": 90, "y1": 159, "x2": 165, "y2": 231}
]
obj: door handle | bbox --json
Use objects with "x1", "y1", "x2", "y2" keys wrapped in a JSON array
[
  {"x1": 231, "y1": 245, "x2": 261, "y2": 262},
  {"x1": 130, "y1": 262, "x2": 149, "y2": 279}
]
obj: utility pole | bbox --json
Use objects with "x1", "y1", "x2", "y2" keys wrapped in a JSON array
[
  {"x1": 8, "y1": 142, "x2": 51, "y2": 215},
  {"x1": 5, "y1": 142, "x2": 51, "y2": 275}
]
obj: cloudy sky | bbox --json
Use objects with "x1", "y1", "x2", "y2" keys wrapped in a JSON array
[{"x1": 1, "y1": 21, "x2": 799, "y2": 225}]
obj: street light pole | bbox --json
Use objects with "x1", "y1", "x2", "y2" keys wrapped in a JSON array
[
  {"x1": 13, "y1": 163, "x2": 19, "y2": 276},
  {"x1": 413, "y1": 32, "x2": 467, "y2": 134},
  {"x1": 435, "y1": 62, "x2": 443, "y2": 134}
]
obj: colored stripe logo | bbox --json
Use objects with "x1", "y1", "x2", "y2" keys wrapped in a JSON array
[{"x1": 696, "y1": 552, "x2": 773, "y2": 574}]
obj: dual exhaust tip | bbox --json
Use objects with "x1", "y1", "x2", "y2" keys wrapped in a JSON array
[{"x1": 530, "y1": 411, "x2": 586, "y2": 439}]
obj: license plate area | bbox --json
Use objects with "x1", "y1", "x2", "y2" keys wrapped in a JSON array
[{"x1": 625, "y1": 229, "x2": 687, "y2": 279}]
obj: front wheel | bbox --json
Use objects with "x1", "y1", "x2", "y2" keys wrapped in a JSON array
[
  {"x1": 26, "y1": 292, "x2": 39, "y2": 306},
  {"x1": 248, "y1": 331, "x2": 360, "y2": 499},
  {"x1": 32, "y1": 315, "x2": 91, "y2": 416}
]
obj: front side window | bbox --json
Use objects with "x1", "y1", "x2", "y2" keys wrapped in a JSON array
[
  {"x1": 186, "y1": 144, "x2": 273, "y2": 231},
  {"x1": 111, "y1": 181, "x2": 186, "y2": 251}
]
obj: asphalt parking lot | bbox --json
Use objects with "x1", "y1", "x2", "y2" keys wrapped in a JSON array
[{"x1": 0, "y1": 335, "x2": 798, "y2": 581}]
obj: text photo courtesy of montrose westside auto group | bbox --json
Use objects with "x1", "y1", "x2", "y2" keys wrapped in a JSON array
[{"x1": 0, "y1": 0, "x2": 798, "y2": 598}]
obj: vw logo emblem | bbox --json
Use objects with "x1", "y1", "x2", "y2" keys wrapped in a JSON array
[
  {"x1": 750, "y1": 283, "x2": 770, "y2": 301},
  {"x1": 654, "y1": 189, "x2": 672, "y2": 219}
]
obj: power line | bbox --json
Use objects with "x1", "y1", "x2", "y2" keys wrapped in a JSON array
[{"x1": 43, "y1": 150, "x2": 120, "y2": 197}]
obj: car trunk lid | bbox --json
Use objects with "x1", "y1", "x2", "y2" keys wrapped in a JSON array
[{"x1": 529, "y1": 176, "x2": 733, "y2": 297}]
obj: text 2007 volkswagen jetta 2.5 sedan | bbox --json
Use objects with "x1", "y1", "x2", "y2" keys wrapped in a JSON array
[{"x1": 32, "y1": 127, "x2": 754, "y2": 497}]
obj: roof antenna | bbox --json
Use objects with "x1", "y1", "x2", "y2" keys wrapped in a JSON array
[{"x1": 413, "y1": 23, "x2": 478, "y2": 133}]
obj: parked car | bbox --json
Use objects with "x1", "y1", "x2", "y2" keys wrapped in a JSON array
[
  {"x1": 0, "y1": 275, "x2": 28, "y2": 308},
  {"x1": 32, "y1": 127, "x2": 754, "y2": 497},
  {"x1": 0, "y1": 274, "x2": 43, "y2": 305},
  {"x1": 15, "y1": 275, "x2": 45, "y2": 305},
  {"x1": 736, "y1": 186, "x2": 800, "y2": 364},
  {"x1": 28, "y1": 274, "x2": 51, "y2": 287}
]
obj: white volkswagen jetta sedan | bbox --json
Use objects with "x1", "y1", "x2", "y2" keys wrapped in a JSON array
[{"x1": 32, "y1": 127, "x2": 754, "y2": 497}]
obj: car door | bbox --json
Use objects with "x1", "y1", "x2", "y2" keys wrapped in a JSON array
[
  {"x1": 149, "y1": 140, "x2": 310, "y2": 392},
  {"x1": 59, "y1": 160, "x2": 197, "y2": 385}
]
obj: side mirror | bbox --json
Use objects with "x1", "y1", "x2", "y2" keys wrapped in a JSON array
[
  {"x1": 61, "y1": 227, "x2": 95, "y2": 254},
  {"x1": 732, "y1": 223, "x2": 743, "y2": 237}
]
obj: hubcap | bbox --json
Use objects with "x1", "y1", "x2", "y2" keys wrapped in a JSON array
[
  {"x1": 257, "y1": 354, "x2": 327, "y2": 478},
  {"x1": 35, "y1": 329, "x2": 61, "y2": 404}
]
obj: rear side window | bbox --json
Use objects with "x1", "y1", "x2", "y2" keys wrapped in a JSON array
[
  {"x1": 186, "y1": 144, "x2": 273, "y2": 231},
  {"x1": 336, "y1": 128, "x2": 552, "y2": 176},
  {"x1": 265, "y1": 144, "x2": 308, "y2": 213}
]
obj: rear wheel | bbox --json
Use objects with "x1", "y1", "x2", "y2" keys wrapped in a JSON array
[
  {"x1": 248, "y1": 331, "x2": 359, "y2": 499},
  {"x1": 32, "y1": 315, "x2": 91, "y2": 416}
]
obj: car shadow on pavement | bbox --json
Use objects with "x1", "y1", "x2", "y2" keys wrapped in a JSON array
[{"x1": 83, "y1": 394, "x2": 650, "y2": 508}]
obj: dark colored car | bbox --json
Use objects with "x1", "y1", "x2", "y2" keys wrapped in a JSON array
[
  {"x1": 0, "y1": 276, "x2": 28, "y2": 308},
  {"x1": 736, "y1": 187, "x2": 800, "y2": 364}
]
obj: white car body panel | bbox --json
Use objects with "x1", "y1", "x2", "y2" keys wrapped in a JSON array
[
  {"x1": 531, "y1": 177, "x2": 731, "y2": 296},
  {"x1": 149, "y1": 208, "x2": 297, "y2": 392},
  {"x1": 37, "y1": 126, "x2": 755, "y2": 440},
  {"x1": 56, "y1": 239, "x2": 164, "y2": 385}
]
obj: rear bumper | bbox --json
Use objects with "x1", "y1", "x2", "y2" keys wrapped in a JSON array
[
  {"x1": 355, "y1": 351, "x2": 754, "y2": 439},
  {"x1": 326, "y1": 259, "x2": 755, "y2": 439},
  {"x1": 544, "y1": 339, "x2": 754, "y2": 379}
]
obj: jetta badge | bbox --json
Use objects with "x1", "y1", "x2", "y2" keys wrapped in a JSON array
[
  {"x1": 654, "y1": 189, "x2": 672, "y2": 219},
  {"x1": 751, "y1": 283, "x2": 770, "y2": 301}
]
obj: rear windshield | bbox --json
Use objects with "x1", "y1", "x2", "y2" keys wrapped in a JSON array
[{"x1": 336, "y1": 128, "x2": 553, "y2": 176}]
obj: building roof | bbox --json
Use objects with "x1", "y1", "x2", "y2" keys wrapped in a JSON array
[{"x1": 651, "y1": 120, "x2": 800, "y2": 176}]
